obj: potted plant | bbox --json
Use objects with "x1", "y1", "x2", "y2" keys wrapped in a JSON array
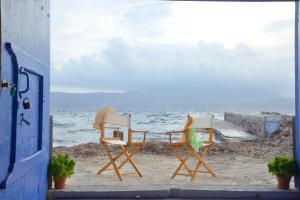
[
  {"x1": 49, "y1": 154, "x2": 76, "y2": 189},
  {"x1": 267, "y1": 156, "x2": 296, "y2": 189}
]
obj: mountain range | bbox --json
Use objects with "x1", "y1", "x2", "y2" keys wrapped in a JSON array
[{"x1": 51, "y1": 88, "x2": 294, "y2": 112}]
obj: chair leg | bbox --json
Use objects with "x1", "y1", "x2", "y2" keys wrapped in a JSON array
[
  {"x1": 191, "y1": 160, "x2": 202, "y2": 181},
  {"x1": 171, "y1": 152, "x2": 191, "y2": 179},
  {"x1": 191, "y1": 148, "x2": 216, "y2": 177},
  {"x1": 103, "y1": 143, "x2": 123, "y2": 181},
  {"x1": 97, "y1": 152, "x2": 123, "y2": 175},
  {"x1": 118, "y1": 145, "x2": 141, "y2": 170},
  {"x1": 171, "y1": 146, "x2": 193, "y2": 178},
  {"x1": 191, "y1": 146, "x2": 203, "y2": 180},
  {"x1": 120, "y1": 145, "x2": 143, "y2": 177}
]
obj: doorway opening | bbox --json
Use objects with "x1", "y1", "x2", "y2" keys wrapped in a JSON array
[{"x1": 49, "y1": 0, "x2": 298, "y2": 193}]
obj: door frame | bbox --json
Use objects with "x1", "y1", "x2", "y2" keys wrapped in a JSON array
[{"x1": 294, "y1": 0, "x2": 300, "y2": 189}]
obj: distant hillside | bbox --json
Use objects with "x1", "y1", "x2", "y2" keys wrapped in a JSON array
[{"x1": 50, "y1": 89, "x2": 294, "y2": 112}]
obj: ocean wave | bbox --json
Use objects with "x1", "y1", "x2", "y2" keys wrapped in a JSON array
[
  {"x1": 67, "y1": 129, "x2": 96, "y2": 133},
  {"x1": 53, "y1": 122, "x2": 76, "y2": 128},
  {"x1": 146, "y1": 113, "x2": 171, "y2": 118},
  {"x1": 136, "y1": 121, "x2": 152, "y2": 125}
]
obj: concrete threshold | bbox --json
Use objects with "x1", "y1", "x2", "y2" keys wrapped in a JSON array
[{"x1": 47, "y1": 188, "x2": 300, "y2": 200}]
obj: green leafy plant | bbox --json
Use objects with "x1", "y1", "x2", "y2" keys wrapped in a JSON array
[
  {"x1": 49, "y1": 155, "x2": 75, "y2": 179},
  {"x1": 268, "y1": 156, "x2": 296, "y2": 177}
]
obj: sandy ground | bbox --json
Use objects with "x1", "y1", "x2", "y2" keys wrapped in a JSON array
[{"x1": 62, "y1": 153, "x2": 295, "y2": 192}]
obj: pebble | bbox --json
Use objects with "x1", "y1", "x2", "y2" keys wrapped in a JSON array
[{"x1": 53, "y1": 114, "x2": 293, "y2": 162}]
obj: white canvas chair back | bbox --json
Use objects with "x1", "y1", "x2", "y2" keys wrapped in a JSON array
[
  {"x1": 103, "y1": 113, "x2": 131, "y2": 128},
  {"x1": 190, "y1": 116, "x2": 214, "y2": 129},
  {"x1": 188, "y1": 116, "x2": 214, "y2": 145},
  {"x1": 93, "y1": 108, "x2": 114, "y2": 129},
  {"x1": 93, "y1": 108, "x2": 131, "y2": 129}
]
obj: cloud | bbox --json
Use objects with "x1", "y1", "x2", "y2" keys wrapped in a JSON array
[
  {"x1": 51, "y1": 1, "x2": 294, "y2": 67},
  {"x1": 51, "y1": 0, "x2": 170, "y2": 69},
  {"x1": 51, "y1": 38, "x2": 294, "y2": 97},
  {"x1": 51, "y1": 0, "x2": 294, "y2": 98}
]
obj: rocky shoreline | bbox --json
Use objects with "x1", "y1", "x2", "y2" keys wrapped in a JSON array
[{"x1": 53, "y1": 114, "x2": 293, "y2": 161}]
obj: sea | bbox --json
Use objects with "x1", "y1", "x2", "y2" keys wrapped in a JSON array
[
  {"x1": 51, "y1": 110, "x2": 226, "y2": 147},
  {"x1": 52, "y1": 109, "x2": 294, "y2": 147}
]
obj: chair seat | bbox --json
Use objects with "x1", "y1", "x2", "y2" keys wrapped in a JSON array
[{"x1": 104, "y1": 140, "x2": 127, "y2": 145}]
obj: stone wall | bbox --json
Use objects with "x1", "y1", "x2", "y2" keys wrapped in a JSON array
[{"x1": 224, "y1": 112, "x2": 281, "y2": 138}]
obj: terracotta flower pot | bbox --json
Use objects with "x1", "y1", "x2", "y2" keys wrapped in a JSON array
[
  {"x1": 54, "y1": 177, "x2": 67, "y2": 189},
  {"x1": 276, "y1": 176, "x2": 291, "y2": 190}
]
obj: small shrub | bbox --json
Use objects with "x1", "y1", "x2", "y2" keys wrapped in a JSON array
[
  {"x1": 49, "y1": 155, "x2": 76, "y2": 179},
  {"x1": 268, "y1": 156, "x2": 296, "y2": 177}
]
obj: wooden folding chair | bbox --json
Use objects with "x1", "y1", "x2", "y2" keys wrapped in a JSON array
[
  {"x1": 167, "y1": 115, "x2": 216, "y2": 181},
  {"x1": 93, "y1": 109, "x2": 148, "y2": 181}
]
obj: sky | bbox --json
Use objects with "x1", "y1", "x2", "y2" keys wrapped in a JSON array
[{"x1": 51, "y1": 0, "x2": 294, "y2": 98}]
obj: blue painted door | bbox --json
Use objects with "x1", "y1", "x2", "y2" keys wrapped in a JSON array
[
  {"x1": 0, "y1": 0, "x2": 50, "y2": 199},
  {"x1": 296, "y1": 0, "x2": 300, "y2": 191}
]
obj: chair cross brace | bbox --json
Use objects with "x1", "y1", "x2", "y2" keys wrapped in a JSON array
[
  {"x1": 171, "y1": 145, "x2": 216, "y2": 181},
  {"x1": 97, "y1": 142, "x2": 143, "y2": 181}
]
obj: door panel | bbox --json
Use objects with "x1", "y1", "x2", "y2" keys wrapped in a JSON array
[
  {"x1": 18, "y1": 67, "x2": 44, "y2": 160},
  {"x1": 0, "y1": 0, "x2": 50, "y2": 199}
]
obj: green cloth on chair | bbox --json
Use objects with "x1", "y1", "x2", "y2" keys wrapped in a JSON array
[{"x1": 190, "y1": 128, "x2": 204, "y2": 150}]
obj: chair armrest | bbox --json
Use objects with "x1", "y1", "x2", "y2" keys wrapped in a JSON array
[
  {"x1": 130, "y1": 129, "x2": 148, "y2": 143},
  {"x1": 166, "y1": 130, "x2": 185, "y2": 134},
  {"x1": 192, "y1": 129, "x2": 210, "y2": 133},
  {"x1": 166, "y1": 130, "x2": 185, "y2": 144},
  {"x1": 131, "y1": 130, "x2": 148, "y2": 133}
]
